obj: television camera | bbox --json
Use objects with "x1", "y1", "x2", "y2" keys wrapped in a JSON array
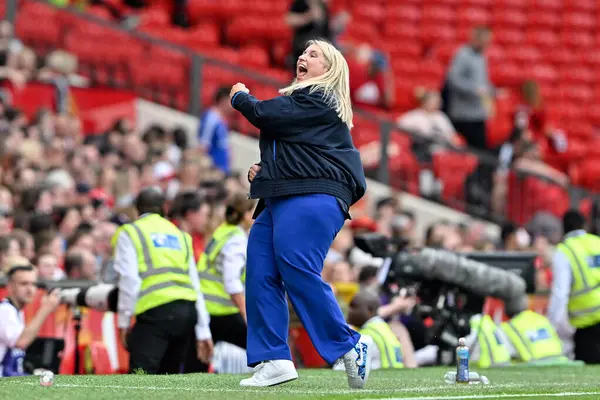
[{"x1": 354, "y1": 233, "x2": 536, "y2": 365}]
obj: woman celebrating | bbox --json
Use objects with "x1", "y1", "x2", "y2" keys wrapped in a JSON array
[{"x1": 230, "y1": 40, "x2": 371, "y2": 388}]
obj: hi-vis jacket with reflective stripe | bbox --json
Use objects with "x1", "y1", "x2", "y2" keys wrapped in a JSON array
[
  {"x1": 501, "y1": 310, "x2": 567, "y2": 364},
  {"x1": 556, "y1": 233, "x2": 600, "y2": 329},
  {"x1": 197, "y1": 223, "x2": 246, "y2": 316},
  {"x1": 114, "y1": 213, "x2": 197, "y2": 316},
  {"x1": 470, "y1": 314, "x2": 511, "y2": 368}
]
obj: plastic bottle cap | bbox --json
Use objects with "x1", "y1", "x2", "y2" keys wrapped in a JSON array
[{"x1": 458, "y1": 337, "x2": 466, "y2": 346}]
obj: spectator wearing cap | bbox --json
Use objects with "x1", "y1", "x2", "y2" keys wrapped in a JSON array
[
  {"x1": 198, "y1": 87, "x2": 234, "y2": 176},
  {"x1": 152, "y1": 161, "x2": 178, "y2": 200}
]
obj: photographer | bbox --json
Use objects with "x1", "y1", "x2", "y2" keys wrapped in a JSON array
[{"x1": 0, "y1": 262, "x2": 60, "y2": 377}]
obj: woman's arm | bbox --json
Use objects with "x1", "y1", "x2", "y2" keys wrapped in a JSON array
[{"x1": 231, "y1": 87, "x2": 331, "y2": 135}]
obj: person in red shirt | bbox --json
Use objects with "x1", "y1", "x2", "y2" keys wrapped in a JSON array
[
  {"x1": 514, "y1": 80, "x2": 567, "y2": 155},
  {"x1": 346, "y1": 43, "x2": 395, "y2": 110}
]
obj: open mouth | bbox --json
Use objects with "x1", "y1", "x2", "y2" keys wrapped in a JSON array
[{"x1": 296, "y1": 64, "x2": 308, "y2": 78}]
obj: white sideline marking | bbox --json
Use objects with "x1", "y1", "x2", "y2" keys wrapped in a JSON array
[
  {"x1": 371, "y1": 392, "x2": 600, "y2": 400},
  {"x1": 5, "y1": 381, "x2": 596, "y2": 396}
]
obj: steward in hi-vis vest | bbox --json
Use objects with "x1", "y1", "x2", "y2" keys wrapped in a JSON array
[
  {"x1": 184, "y1": 193, "x2": 256, "y2": 373},
  {"x1": 501, "y1": 310, "x2": 568, "y2": 364},
  {"x1": 550, "y1": 210, "x2": 600, "y2": 364},
  {"x1": 113, "y1": 188, "x2": 213, "y2": 374}
]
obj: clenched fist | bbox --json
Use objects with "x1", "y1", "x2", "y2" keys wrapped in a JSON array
[{"x1": 230, "y1": 83, "x2": 249, "y2": 100}]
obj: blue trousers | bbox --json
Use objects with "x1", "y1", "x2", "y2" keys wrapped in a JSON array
[{"x1": 246, "y1": 194, "x2": 360, "y2": 366}]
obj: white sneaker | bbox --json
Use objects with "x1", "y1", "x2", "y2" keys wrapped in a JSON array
[
  {"x1": 340, "y1": 335, "x2": 373, "y2": 389},
  {"x1": 239, "y1": 360, "x2": 298, "y2": 387}
]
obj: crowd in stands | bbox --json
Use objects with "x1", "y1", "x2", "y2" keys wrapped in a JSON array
[{"x1": 19, "y1": 0, "x2": 595, "y2": 224}]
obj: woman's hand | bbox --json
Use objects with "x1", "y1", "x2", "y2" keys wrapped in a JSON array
[
  {"x1": 230, "y1": 83, "x2": 250, "y2": 100},
  {"x1": 248, "y1": 164, "x2": 261, "y2": 183}
]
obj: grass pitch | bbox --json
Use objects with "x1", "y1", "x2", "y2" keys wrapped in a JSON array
[{"x1": 1, "y1": 366, "x2": 600, "y2": 400}]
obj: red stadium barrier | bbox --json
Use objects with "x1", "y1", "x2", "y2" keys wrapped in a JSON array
[{"x1": 4, "y1": 82, "x2": 136, "y2": 134}]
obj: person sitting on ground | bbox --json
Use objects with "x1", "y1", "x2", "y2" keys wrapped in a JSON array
[{"x1": 346, "y1": 290, "x2": 417, "y2": 369}]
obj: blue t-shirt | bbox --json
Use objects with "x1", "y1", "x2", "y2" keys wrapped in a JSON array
[{"x1": 198, "y1": 109, "x2": 231, "y2": 175}]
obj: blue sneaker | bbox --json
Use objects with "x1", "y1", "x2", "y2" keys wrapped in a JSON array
[{"x1": 341, "y1": 335, "x2": 372, "y2": 389}]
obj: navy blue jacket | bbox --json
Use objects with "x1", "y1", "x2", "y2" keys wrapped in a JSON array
[{"x1": 231, "y1": 87, "x2": 367, "y2": 218}]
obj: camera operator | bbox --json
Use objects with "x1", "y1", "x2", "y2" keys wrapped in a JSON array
[
  {"x1": 346, "y1": 290, "x2": 417, "y2": 369},
  {"x1": 0, "y1": 262, "x2": 60, "y2": 377}
]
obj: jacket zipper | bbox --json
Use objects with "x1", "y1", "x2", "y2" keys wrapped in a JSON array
[{"x1": 273, "y1": 140, "x2": 276, "y2": 161}]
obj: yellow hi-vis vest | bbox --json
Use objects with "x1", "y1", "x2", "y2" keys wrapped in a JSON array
[
  {"x1": 114, "y1": 214, "x2": 197, "y2": 316},
  {"x1": 556, "y1": 233, "x2": 600, "y2": 329},
  {"x1": 500, "y1": 310, "x2": 567, "y2": 364},
  {"x1": 470, "y1": 315, "x2": 511, "y2": 368},
  {"x1": 360, "y1": 318, "x2": 404, "y2": 369},
  {"x1": 197, "y1": 223, "x2": 246, "y2": 316}
]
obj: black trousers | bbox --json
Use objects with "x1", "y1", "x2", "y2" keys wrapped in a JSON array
[
  {"x1": 453, "y1": 120, "x2": 487, "y2": 150},
  {"x1": 127, "y1": 300, "x2": 197, "y2": 374},
  {"x1": 184, "y1": 312, "x2": 247, "y2": 373},
  {"x1": 574, "y1": 322, "x2": 600, "y2": 364}
]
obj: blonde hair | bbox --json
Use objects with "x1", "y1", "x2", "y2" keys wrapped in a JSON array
[{"x1": 279, "y1": 40, "x2": 354, "y2": 129}]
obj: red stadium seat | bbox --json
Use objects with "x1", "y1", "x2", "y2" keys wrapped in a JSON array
[
  {"x1": 492, "y1": 9, "x2": 528, "y2": 28},
  {"x1": 507, "y1": 46, "x2": 542, "y2": 64},
  {"x1": 352, "y1": 3, "x2": 386, "y2": 24},
  {"x1": 384, "y1": 23, "x2": 420, "y2": 40},
  {"x1": 386, "y1": 4, "x2": 421, "y2": 23},
  {"x1": 527, "y1": 29, "x2": 560, "y2": 48},
  {"x1": 492, "y1": 28, "x2": 526, "y2": 46},
  {"x1": 562, "y1": 32, "x2": 595, "y2": 48},
  {"x1": 566, "y1": 0, "x2": 596, "y2": 11},
  {"x1": 458, "y1": 8, "x2": 491, "y2": 25},
  {"x1": 529, "y1": 11, "x2": 561, "y2": 29},
  {"x1": 530, "y1": 0, "x2": 563, "y2": 11},
  {"x1": 238, "y1": 45, "x2": 270, "y2": 69},
  {"x1": 432, "y1": 152, "x2": 478, "y2": 207},
  {"x1": 422, "y1": 5, "x2": 457, "y2": 24},
  {"x1": 530, "y1": 64, "x2": 559, "y2": 85},
  {"x1": 496, "y1": 0, "x2": 529, "y2": 7},
  {"x1": 382, "y1": 40, "x2": 422, "y2": 59},
  {"x1": 563, "y1": 12, "x2": 596, "y2": 31},
  {"x1": 421, "y1": 24, "x2": 457, "y2": 44}
]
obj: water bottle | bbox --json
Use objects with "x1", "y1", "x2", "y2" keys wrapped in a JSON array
[{"x1": 456, "y1": 337, "x2": 470, "y2": 384}]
